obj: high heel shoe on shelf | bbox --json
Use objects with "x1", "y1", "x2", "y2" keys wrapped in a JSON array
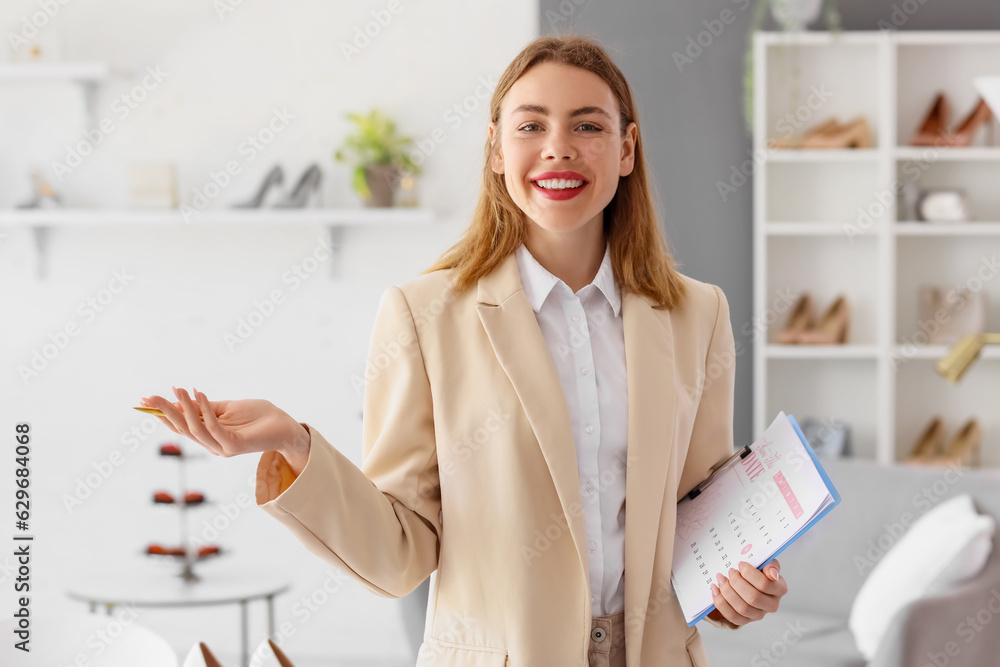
[
  {"x1": 251, "y1": 638, "x2": 296, "y2": 667},
  {"x1": 776, "y1": 294, "x2": 850, "y2": 344},
  {"x1": 275, "y1": 164, "x2": 323, "y2": 208},
  {"x1": 768, "y1": 116, "x2": 873, "y2": 149},
  {"x1": 797, "y1": 295, "x2": 850, "y2": 344},
  {"x1": 232, "y1": 165, "x2": 285, "y2": 208},
  {"x1": 182, "y1": 642, "x2": 224, "y2": 667},
  {"x1": 911, "y1": 93, "x2": 994, "y2": 147},
  {"x1": 776, "y1": 294, "x2": 815, "y2": 343},
  {"x1": 929, "y1": 419, "x2": 982, "y2": 468},
  {"x1": 904, "y1": 416, "x2": 945, "y2": 464}
]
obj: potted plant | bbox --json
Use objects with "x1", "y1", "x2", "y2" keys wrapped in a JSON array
[
  {"x1": 742, "y1": 0, "x2": 842, "y2": 135},
  {"x1": 334, "y1": 108, "x2": 422, "y2": 207}
]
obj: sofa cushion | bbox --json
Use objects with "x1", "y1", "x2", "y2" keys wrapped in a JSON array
[
  {"x1": 848, "y1": 493, "x2": 995, "y2": 659},
  {"x1": 700, "y1": 607, "x2": 865, "y2": 667}
]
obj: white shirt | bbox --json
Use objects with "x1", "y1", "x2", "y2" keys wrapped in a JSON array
[{"x1": 514, "y1": 242, "x2": 629, "y2": 616}]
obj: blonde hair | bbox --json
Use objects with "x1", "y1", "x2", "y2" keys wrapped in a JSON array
[{"x1": 421, "y1": 34, "x2": 687, "y2": 310}]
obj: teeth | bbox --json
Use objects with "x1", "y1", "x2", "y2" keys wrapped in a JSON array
[{"x1": 534, "y1": 178, "x2": 585, "y2": 190}]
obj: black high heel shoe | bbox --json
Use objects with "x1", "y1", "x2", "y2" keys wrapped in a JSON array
[
  {"x1": 232, "y1": 165, "x2": 284, "y2": 208},
  {"x1": 275, "y1": 164, "x2": 323, "y2": 208}
]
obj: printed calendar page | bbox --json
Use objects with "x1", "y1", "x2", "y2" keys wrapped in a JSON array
[{"x1": 670, "y1": 412, "x2": 840, "y2": 625}]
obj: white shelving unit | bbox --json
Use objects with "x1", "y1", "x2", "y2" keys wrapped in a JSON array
[
  {"x1": 2, "y1": 61, "x2": 438, "y2": 279},
  {"x1": 753, "y1": 30, "x2": 1000, "y2": 468}
]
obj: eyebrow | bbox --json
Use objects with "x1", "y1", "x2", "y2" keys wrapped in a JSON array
[{"x1": 509, "y1": 104, "x2": 613, "y2": 121}]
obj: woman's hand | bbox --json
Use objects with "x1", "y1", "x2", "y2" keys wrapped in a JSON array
[
  {"x1": 707, "y1": 559, "x2": 786, "y2": 627},
  {"x1": 140, "y1": 387, "x2": 310, "y2": 473}
]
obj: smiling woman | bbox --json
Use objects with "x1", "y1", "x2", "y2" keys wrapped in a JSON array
[{"x1": 141, "y1": 34, "x2": 784, "y2": 667}]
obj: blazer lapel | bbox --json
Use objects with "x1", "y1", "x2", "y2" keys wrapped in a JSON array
[
  {"x1": 476, "y1": 252, "x2": 590, "y2": 581},
  {"x1": 475, "y1": 252, "x2": 677, "y2": 661}
]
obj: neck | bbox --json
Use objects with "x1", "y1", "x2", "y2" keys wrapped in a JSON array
[{"x1": 524, "y1": 213, "x2": 606, "y2": 293}]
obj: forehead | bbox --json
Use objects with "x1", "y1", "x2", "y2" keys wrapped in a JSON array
[{"x1": 502, "y1": 62, "x2": 617, "y2": 116}]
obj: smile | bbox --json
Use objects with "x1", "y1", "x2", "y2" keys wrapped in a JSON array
[{"x1": 531, "y1": 178, "x2": 588, "y2": 200}]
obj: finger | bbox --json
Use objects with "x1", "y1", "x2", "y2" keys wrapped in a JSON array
[
  {"x1": 716, "y1": 572, "x2": 764, "y2": 622},
  {"x1": 173, "y1": 387, "x2": 223, "y2": 455},
  {"x1": 193, "y1": 389, "x2": 230, "y2": 455},
  {"x1": 738, "y1": 561, "x2": 787, "y2": 599},
  {"x1": 728, "y1": 565, "x2": 780, "y2": 614},
  {"x1": 143, "y1": 395, "x2": 185, "y2": 436},
  {"x1": 710, "y1": 580, "x2": 753, "y2": 626}
]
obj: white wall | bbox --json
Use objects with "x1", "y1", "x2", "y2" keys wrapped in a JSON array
[{"x1": 0, "y1": 0, "x2": 537, "y2": 663}]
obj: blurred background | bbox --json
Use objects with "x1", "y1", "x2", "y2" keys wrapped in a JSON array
[{"x1": 2, "y1": 1, "x2": 1000, "y2": 666}]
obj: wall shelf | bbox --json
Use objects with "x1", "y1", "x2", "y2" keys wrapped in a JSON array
[
  {"x1": 754, "y1": 30, "x2": 1000, "y2": 468},
  {"x1": 0, "y1": 208, "x2": 436, "y2": 279}
]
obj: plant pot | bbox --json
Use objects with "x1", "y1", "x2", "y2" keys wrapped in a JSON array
[
  {"x1": 769, "y1": 0, "x2": 823, "y2": 31},
  {"x1": 363, "y1": 164, "x2": 401, "y2": 207}
]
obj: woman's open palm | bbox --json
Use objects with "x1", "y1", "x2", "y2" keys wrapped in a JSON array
[{"x1": 141, "y1": 387, "x2": 307, "y2": 458}]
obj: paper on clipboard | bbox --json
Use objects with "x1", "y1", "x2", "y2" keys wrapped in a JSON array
[{"x1": 670, "y1": 411, "x2": 842, "y2": 626}]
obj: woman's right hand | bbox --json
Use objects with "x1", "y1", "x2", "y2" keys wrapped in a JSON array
[{"x1": 140, "y1": 387, "x2": 310, "y2": 473}]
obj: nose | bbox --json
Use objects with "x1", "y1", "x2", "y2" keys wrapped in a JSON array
[{"x1": 541, "y1": 126, "x2": 577, "y2": 161}]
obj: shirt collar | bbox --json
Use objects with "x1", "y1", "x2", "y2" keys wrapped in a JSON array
[{"x1": 514, "y1": 242, "x2": 621, "y2": 316}]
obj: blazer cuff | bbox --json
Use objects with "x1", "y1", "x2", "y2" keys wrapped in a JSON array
[
  {"x1": 255, "y1": 422, "x2": 316, "y2": 504},
  {"x1": 703, "y1": 614, "x2": 741, "y2": 631}
]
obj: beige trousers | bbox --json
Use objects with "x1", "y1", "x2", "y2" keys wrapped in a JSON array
[{"x1": 588, "y1": 610, "x2": 626, "y2": 667}]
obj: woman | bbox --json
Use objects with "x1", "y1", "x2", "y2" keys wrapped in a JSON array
[{"x1": 142, "y1": 34, "x2": 787, "y2": 667}]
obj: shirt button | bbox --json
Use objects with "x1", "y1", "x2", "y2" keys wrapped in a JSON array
[
  {"x1": 581, "y1": 367, "x2": 590, "y2": 376},
  {"x1": 588, "y1": 540, "x2": 598, "y2": 553},
  {"x1": 572, "y1": 315, "x2": 580, "y2": 322},
  {"x1": 591, "y1": 626, "x2": 606, "y2": 643},
  {"x1": 585, "y1": 423, "x2": 594, "y2": 434}
]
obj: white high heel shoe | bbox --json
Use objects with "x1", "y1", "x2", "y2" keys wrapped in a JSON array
[
  {"x1": 182, "y1": 641, "x2": 225, "y2": 667},
  {"x1": 249, "y1": 637, "x2": 296, "y2": 667}
]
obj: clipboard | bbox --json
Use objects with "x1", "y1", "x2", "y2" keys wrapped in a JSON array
[{"x1": 682, "y1": 444, "x2": 754, "y2": 502}]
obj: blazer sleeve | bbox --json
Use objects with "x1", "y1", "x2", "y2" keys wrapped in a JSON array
[
  {"x1": 254, "y1": 285, "x2": 441, "y2": 599},
  {"x1": 679, "y1": 285, "x2": 742, "y2": 631}
]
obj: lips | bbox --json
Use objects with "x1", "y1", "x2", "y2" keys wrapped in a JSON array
[{"x1": 530, "y1": 171, "x2": 589, "y2": 201}]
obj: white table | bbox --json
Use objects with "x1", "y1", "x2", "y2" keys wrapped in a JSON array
[{"x1": 66, "y1": 564, "x2": 290, "y2": 667}]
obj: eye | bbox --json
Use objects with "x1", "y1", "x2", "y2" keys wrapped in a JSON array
[{"x1": 516, "y1": 122, "x2": 604, "y2": 132}]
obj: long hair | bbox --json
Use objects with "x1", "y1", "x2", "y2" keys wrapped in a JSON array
[{"x1": 421, "y1": 34, "x2": 688, "y2": 310}]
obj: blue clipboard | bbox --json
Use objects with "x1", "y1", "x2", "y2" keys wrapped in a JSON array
[{"x1": 681, "y1": 413, "x2": 843, "y2": 627}]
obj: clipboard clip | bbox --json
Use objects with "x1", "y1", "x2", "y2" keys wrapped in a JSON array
[{"x1": 683, "y1": 444, "x2": 753, "y2": 501}]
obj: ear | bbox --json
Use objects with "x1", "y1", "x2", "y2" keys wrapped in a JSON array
[
  {"x1": 619, "y1": 121, "x2": 637, "y2": 178},
  {"x1": 489, "y1": 122, "x2": 503, "y2": 175}
]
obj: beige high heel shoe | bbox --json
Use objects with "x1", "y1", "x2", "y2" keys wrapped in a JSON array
[
  {"x1": 776, "y1": 294, "x2": 815, "y2": 344},
  {"x1": 903, "y1": 417, "x2": 945, "y2": 464},
  {"x1": 798, "y1": 295, "x2": 851, "y2": 344},
  {"x1": 924, "y1": 419, "x2": 982, "y2": 468}
]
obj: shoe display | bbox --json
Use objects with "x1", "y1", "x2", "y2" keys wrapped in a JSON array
[
  {"x1": 153, "y1": 490, "x2": 175, "y2": 504},
  {"x1": 926, "y1": 419, "x2": 982, "y2": 468},
  {"x1": 160, "y1": 443, "x2": 183, "y2": 457},
  {"x1": 185, "y1": 491, "x2": 206, "y2": 505},
  {"x1": 250, "y1": 637, "x2": 297, "y2": 667},
  {"x1": 776, "y1": 294, "x2": 815, "y2": 344},
  {"x1": 182, "y1": 641, "x2": 224, "y2": 667},
  {"x1": 797, "y1": 295, "x2": 850, "y2": 344},
  {"x1": 768, "y1": 116, "x2": 872, "y2": 149},
  {"x1": 274, "y1": 164, "x2": 323, "y2": 208},
  {"x1": 903, "y1": 417, "x2": 945, "y2": 463},
  {"x1": 232, "y1": 165, "x2": 285, "y2": 208},
  {"x1": 912, "y1": 93, "x2": 994, "y2": 147}
]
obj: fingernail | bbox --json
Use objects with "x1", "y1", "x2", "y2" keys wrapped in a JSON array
[
  {"x1": 729, "y1": 567, "x2": 737, "y2": 578},
  {"x1": 769, "y1": 568, "x2": 779, "y2": 579},
  {"x1": 711, "y1": 583, "x2": 719, "y2": 596},
  {"x1": 716, "y1": 573, "x2": 726, "y2": 586}
]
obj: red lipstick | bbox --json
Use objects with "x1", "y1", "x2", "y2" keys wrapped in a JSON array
[{"x1": 530, "y1": 171, "x2": 588, "y2": 201}]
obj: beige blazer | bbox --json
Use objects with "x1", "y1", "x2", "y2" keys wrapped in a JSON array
[{"x1": 256, "y1": 250, "x2": 741, "y2": 666}]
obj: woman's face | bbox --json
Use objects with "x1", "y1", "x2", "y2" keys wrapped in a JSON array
[{"x1": 489, "y1": 62, "x2": 637, "y2": 238}]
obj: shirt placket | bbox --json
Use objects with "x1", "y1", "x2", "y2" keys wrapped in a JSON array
[{"x1": 562, "y1": 292, "x2": 604, "y2": 615}]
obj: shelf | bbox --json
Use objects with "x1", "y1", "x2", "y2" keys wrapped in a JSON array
[
  {"x1": 0, "y1": 208, "x2": 434, "y2": 226},
  {"x1": 765, "y1": 222, "x2": 853, "y2": 236},
  {"x1": 895, "y1": 147, "x2": 1000, "y2": 161},
  {"x1": 764, "y1": 149, "x2": 880, "y2": 162},
  {"x1": 0, "y1": 62, "x2": 112, "y2": 82},
  {"x1": 766, "y1": 345, "x2": 880, "y2": 360},
  {"x1": 0, "y1": 208, "x2": 436, "y2": 279},
  {"x1": 891, "y1": 344, "x2": 1000, "y2": 361},
  {"x1": 895, "y1": 222, "x2": 1000, "y2": 235}
]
